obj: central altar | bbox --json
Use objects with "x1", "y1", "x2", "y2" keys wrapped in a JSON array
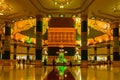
[{"x1": 56, "y1": 49, "x2": 67, "y2": 64}]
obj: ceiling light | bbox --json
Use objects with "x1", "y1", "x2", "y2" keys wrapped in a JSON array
[
  {"x1": 0, "y1": 0, "x2": 12, "y2": 15},
  {"x1": 0, "y1": 12, "x2": 3, "y2": 15},
  {"x1": 72, "y1": 15, "x2": 77, "y2": 18},
  {"x1": 29, "y1": 16, "x2": 33, "y2": 19},
  {"x1": 60, "y1": 5, "x2": 64, "y2": 8},
  {"x1": 53, "y1": 0, "x2": 72, "y2": 8},
  {"x1": 90, "y1": 16, "x2": 96, "y2": 20},
  {"x1": 47, "y1": 14, "x2": 52, "y2": 18},
  {"x1": 113, "y1": 7, "x2": 117, "y2": 12},
  {"x1": 100, "y1": 19, "x2": 104, "y2": 21},
  {"x1": 11, "y1": 20, "x2": 15, "y2": 22},
  {"x1": 59, "y1": 14, "x2": 65, "y2": 17},
  {"x1": 113, "y1": 3, "x2": 120, "y2": 12},
  {"x1": 20, "y1": 18, "x2": 23, "y2": 21}
]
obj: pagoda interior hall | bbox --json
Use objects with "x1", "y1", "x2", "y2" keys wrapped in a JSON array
[{"x1": 0, "y1": 0, "x2": 120, "y2": 80}]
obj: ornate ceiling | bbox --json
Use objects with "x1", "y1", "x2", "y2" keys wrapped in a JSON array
[
  {"x1": 0, "y1": 0, "x2": 120, "y2": 22},
  {"x1": 0, "y1": 0, "x2": 119, "y2": 46}
]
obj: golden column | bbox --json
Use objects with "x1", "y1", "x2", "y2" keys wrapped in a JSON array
[
  {"x1": 35, "y1": 15, "x2": 43, "y2": 67},
  {"x1": 107, "y1": 43, "x2": 111, "y2": 64},
  {"x1": 111, "y1": 22, "x2": 120, "y2": 67},
  {"x1": 2, "y1": 21, "x2": 11, "y2": 66},
  {"x1": 13, "y1": 44, "x2": 17, "y2": 59},
  {"x1": 0, "y1": 32, "x2": 2, "y2": 59},
  {"x1": 94, "y1": 46, "x2": 97, "y2": 62},
  {"x1": 2, "y1": 21, "x2": 11, "y2": 59},
  {"x1": 27, "y1": 46, "x2": 30, "y2": 61},
  {"x1": 80, "y1": 13, "x2": 88, "y2": 67}
]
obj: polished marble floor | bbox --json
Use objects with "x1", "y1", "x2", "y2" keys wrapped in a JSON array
[{"x1": 0, "y1": 64, "x2": 120, "y2": 80}]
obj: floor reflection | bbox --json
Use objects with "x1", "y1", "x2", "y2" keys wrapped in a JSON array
[
  {"x1": 0, "y1": 65, "x2": 120, "y2": 80},
  {"x1": 44, "y1": 66, "x2": 75, "y2": 80}
]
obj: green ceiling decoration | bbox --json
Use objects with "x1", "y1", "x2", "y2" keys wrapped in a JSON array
[
  {"x1": 27, "y1": 37, "x2": 31, "y2": 44},
  {"x1": 88, "y1": 26, "x2": 105, "y2": 38},
  {"x1": 20, "y1": 26, "x2": 36, "y2": 38}
]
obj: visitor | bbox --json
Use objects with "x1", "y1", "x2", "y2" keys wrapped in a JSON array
[
  {"x1": 53, "y1": 59, "x2": 55, "y2": 66},
  {"x1": 69, "y1": 61, "x2": 72, "y2": 66},
  {"x1": 44, "y1": 59, "x2": 47, "y2": 66}
]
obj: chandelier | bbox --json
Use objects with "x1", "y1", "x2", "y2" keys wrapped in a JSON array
[
  {"x1": 112, "y1": 1, "x2": 120, "y2": 12},
  {"x1": 0, "y1": 0, "x2": 12, "y2": 15},
  {"x1": 53, "y1": 0, "x2": 72, "y2": 8}
]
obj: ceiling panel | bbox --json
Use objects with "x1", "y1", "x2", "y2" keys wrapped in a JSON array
[{"x1": 0, "y1": 0, "x2": 120, "y2": 22}]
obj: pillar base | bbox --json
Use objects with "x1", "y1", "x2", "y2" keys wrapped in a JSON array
[
  {"x1": 113, "y1": 61, "x2": 120, "y2": 67},
  {"x1": 1, "y1": 60, "x2": 11, "y2": 66},
  {"x1": 93, "y1": 60, "x2": 98, "y2": 65},
  {"x1": 81, "y1": 61, "x2": 88, "y2": 68},
  {"x1": 11, "y1": 60, "x2": 16, "y2": 66},
  {"x1": 107, "y1": 60, "x2": 112, "y2": 65},
  {"x1": 35, "y1": 60, "x2": 42, "y2": 68}
]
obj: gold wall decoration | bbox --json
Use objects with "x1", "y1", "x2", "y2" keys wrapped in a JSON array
[{"x1": 48, "y1": 28, "x2": 76, "y2": 47}]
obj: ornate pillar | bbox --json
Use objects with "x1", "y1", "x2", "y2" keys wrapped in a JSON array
[
  {"x1": 13, "y1": 44, "x2": 17, "y2": 59},
  {"x1": 80, "y1": 13, "x2": 88, "y2": 67},
  {"x1": 2, "y1": 21, "x2": 11, "y2": 59},
  {"x1": 0, "y1": 34, "x2": 2, "y2": 59},
  {"x1": 111, "y1": 22, "x2": 120, "y2": 67},
  {"x1": 107, "y1": 43, "x2": 111, "y2": 64},
  {"x1": 1, "y1": 38, "x2": 4, "y2": 59},
  {"x1": 0, "y1": 35, "x2": 2, "y2": 59},
  {"x1": 2, "y1": 21, "x2": 11, "y2": 66},
  {"x1": 0, "y1": 26, "x2": 4, "y2": 60},
  {"x1": 27, "y1": 46, "x2": 30, "y2": 61},
  {"x1": 94, "y1": 46, "x2": 97, "y2": 62},
  {"x1": 35, "y1": 15, "x2": 43, "y2": 67}
]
